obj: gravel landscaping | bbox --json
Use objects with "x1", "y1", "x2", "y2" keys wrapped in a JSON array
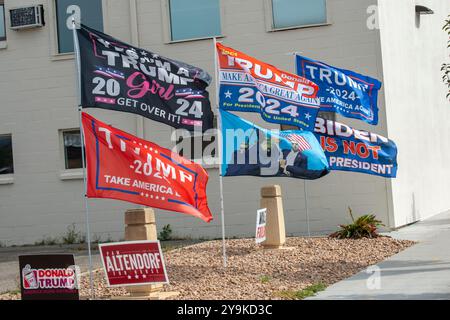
[{"x1": 0, "y1": 236, "x2": 414, "y2": 300}]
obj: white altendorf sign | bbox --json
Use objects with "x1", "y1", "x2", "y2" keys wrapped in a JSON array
[{"x1": 255, "y1": 208, "x2": 267, "y2": 244}]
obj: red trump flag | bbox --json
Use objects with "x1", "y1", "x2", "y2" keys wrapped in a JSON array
[{"x1": 81, "y1": 112, "x2": 213, "y2": 222}]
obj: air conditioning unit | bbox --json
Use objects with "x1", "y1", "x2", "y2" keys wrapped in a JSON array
[{"x1": 9, "y1": 5, "x2": 45, "y2": 30}]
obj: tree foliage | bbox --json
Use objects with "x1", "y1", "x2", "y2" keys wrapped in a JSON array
[{"x1": 442, "y1": 15, "x2": 450, "y2": 100}]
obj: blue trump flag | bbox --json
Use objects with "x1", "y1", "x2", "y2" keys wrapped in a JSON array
[
  {"x1": 314, "y1": 117, "x2": 398, "y2": 178},
  {"x1": 220, "y1": 110, "x2": 330, "y2": 180},
  {"x1": 296, "y1": 55, "x2": 382, "y2": 125}
]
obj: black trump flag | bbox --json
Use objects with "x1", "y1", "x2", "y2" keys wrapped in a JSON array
[{"x1": 76, "y1": 24, "x2": 214, "y2": 132}]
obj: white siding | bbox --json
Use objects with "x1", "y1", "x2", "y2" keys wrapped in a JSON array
[{"x1": 378, "y1": 0, "x2": 450, "y2": 227}]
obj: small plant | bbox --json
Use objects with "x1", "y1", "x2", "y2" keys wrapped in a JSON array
[
  {"x1": 158, "y1": 224, "x2": 173, "y2": 241},
  {"x1": 329, "y1": 207, "x2": 384, "y2": 239},
  {"x1": 78, "y1": 233, "x2": 86, "y2": 244},
  {"x1": 260, "y1": 275, "x2": 271, "y2": 283},
  {"x1": 34, "y1": 236, "x2": 59, "y2": 246},
  {"x1": 275, "y1": 283, "x2": 327, "y2": 300},
  {"x1": 62, "y1": 224, "x2": 81, "y2": 244},
  {"x1": 92, "y1": 234, "x2": 102, "y2": 244}
]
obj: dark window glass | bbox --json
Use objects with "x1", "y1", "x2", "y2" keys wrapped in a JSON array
[
  {"x1": 317, "y1": 111, "x2": 336, "y2": 122},
  {"x1": 272, "y1": 0, "x2": 327, "y2": 29},
  {"x1": 176, "y1": 134, "x2": 217, "y2": 160},
  {"x1": 63, "y1": 130, "x2": 83, "y2": 169},
  {"x1": 169, "y1": 0, "x2": 221, "y2": 41},
  {"x1": 0, "y1": 1, "x2": 6, "y2": 41},
  {"x1": 280, "y1": 112, "x2": 335, "y2": 131},
  {"x1": 0, "y1": 135, "x2": 14, "y2": 175},
  {"x1": 55, "y1": 0, "x2": 103, "y2": 53}
]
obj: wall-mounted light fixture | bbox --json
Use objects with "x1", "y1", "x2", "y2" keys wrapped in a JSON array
[{"x1": 415, "y1": 5, "x2": 434, "y2": 15}]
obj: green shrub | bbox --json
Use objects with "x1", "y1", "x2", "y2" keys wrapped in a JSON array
[
  {"x1": 329, "y1": 207, "x2": 384, "y2": 239},
  {"x1": 158, "y1": 224, "x2": 173, "y2": 241},
  {"x1": 62, "y1": 224, "x2": 81, "y2": 244},
  {"x1": 276, "y1": 283, "x2": 327, "y2": 300}
]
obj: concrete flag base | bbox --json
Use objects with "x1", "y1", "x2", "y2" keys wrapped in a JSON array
[
  {"x1": 123, "y1": 208, "x2": 178, "y2": 299},
  {"x1": 260, "y1": 185, "x2": 289, "y2": 249}
]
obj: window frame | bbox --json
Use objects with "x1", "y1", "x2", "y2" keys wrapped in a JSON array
[
  {"x1": 161, "y1": 0, "x2": 225, "y2": 44},
  {"x1": 0, "y1": 0, "x2": 6, "y2": 42},
  {"x1": 59, "y1": 128, "x2": 84, "y2": 180},
  {"x1": 48, "y1": 0, "x2": 109, "y2": 60},
  {"x1": 0, "y1": 133, "x2": 14, "y2": 184},
  {"x1": 264, "y1": 0, "x2": 331, "y2": 32}
]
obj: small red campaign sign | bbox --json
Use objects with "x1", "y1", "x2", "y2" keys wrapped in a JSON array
[
  {"x1": 255, "y1": 208, "x2": 267, "y2": 244},
  {"x1": 99, "y1": 240, "x2": 169, "y2": 287},
  {"x1": 81, "y1": 112, "x2": 213, "y2": 223},
  {"x1": 19, "y1": 254, "x2": 80, "y2": 300}
]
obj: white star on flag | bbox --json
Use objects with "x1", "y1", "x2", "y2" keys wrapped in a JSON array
[
  {"x1": 305, "y1": 113, "x2": 311, "y2": 120},
  {"x1": 224, "y1": 90, "x2": 232, "y2": 98},
  {"x1": 141, "y1": 51, "x2": 147, "y2": 56}
]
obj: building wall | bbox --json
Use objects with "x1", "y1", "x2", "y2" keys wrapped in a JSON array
[
  {"x1": 0, "y1": 0, "x2": 390, "y2": 245},
  {"x1": 378, "y1": 0, "x2": 450, "y2": 227}
]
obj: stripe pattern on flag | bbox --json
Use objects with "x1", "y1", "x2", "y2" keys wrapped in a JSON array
[{"x1": 280, "y1": 133, "x2": 311, "y2": 151}]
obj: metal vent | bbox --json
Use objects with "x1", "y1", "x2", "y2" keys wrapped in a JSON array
[{"x1": 9, "y1": 5, "x2": 44, "y2": 30}]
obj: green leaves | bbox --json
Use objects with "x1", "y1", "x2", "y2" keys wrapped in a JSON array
[
  {"x1": 442, "y1": 15, "x2": 450, "y2": 100},
  {"x1": 329, "y1": 207, "x2": 384, "y2": 239},
  {"x1": 158, "y1": 224, "x2": 173, "y2": 241},
  {"x1": 275, "y1": 283, "x2": 327, "y2": 300}
]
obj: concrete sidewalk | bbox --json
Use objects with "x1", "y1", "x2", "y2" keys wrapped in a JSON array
[{"x1": 308, "y1": 210, "x2": 450, "y2": 300}]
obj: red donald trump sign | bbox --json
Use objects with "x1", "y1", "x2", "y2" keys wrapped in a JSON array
[{"x1": 81, "y1": 112, "x2": 213, "y2": 222}]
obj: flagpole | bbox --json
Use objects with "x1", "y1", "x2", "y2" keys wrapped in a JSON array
[
  {"x1": 213, "y1": 37, "x2": 227, "y2": 268},
  {"x1": 72, "y1": 19, "x2": 95, "y2": 299},
  {"x1": 304, "y1": 180, "x2": 311, "y2": 237},
  {"x1": 293, "y1": 53, "x2": 311, "y2": 237}
]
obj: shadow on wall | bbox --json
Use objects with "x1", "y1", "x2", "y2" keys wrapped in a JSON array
[{"x1": 412, "y1": 192, "x2": 419, "y2": 223}]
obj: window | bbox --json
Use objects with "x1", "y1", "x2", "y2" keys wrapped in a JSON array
[
  {"x1": 272, "y1": 0, "x2": 327, "y2": 29},
  {"x1": 63, "y1": 130, "x2": 83, "y2": 169},
  {"x1": 169, "y1": 0, "x2": 221, "y2": 41},
  {"x1": 0, "y1": 1, "x2": 6, "y2": 41},
  {"x1": 0, "y1": 135, "x2": 13, "y2": 175},
  {"x1": 55, "y1": 0, "x2": 103, "y2": 53},
  {"x1": 175, "y1": 117, "x2": 217, "y2": 162},
  {"x1": 317, "y1": 111, "x2": 336, "y2": 122},
  {"x1": 177, "y1": 135, "x2": 217, "y2": 161}
]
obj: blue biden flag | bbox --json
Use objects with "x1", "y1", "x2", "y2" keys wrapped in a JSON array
[
  {"x1": 296, "y1": 55, "x2": 382, "y2": 125},
  {"x1": 314, "y1": 117, "x2": 398, "y2": 178},
  {"x1": 220, "y1": 110, "x2": 329, "y2": 180}
]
